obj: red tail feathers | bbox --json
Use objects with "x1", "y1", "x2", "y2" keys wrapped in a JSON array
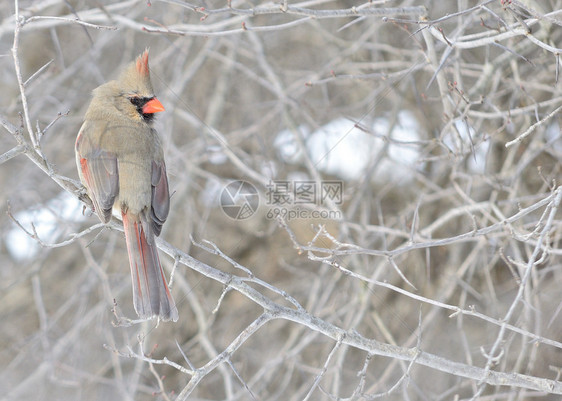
[{"x1": 122, "y1": 211, "x2": 178, "y2": 321}]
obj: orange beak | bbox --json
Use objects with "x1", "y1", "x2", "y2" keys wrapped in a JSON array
[{"x1": 142, "y1": 98, "x2": 165, "y2": 114}]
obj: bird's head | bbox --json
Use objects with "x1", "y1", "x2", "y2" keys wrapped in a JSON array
[{"x1": 91, "y1": 49, "x2": 165, "y2": 124}]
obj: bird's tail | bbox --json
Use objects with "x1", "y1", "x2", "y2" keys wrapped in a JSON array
[{"x1": 122, "y1": 211, "x2": 178, "y2": 322}]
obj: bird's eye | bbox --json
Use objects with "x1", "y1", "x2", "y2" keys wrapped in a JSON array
[{"x1": 129, "y1": 97, "x2": 144, "y2": 107}]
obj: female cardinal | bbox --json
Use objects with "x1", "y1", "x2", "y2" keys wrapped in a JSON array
[{"x1": 75, "y1": 50, "x2": 178, "y2": 322}]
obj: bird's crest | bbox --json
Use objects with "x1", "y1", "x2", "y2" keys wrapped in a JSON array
[{"x1": 136, "y1": 49, "x2": 150, "y2": 78}]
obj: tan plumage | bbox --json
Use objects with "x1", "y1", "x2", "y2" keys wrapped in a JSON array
[{"x1": 75, "y1": 50, "x2": 178, "y2": 322}]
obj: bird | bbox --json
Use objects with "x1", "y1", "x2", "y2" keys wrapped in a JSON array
[{"x1": 75, "y1": 49, "x2": 178, "y2": 322}]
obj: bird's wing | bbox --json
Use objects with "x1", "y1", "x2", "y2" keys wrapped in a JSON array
[
  {"x1": 150, "y1": 160, "x2": 170, "y2": 236},
  {"x1": 76, "y1": 124, "x2": 119, "y2": 223}
]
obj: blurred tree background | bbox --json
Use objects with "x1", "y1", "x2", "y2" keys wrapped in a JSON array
[{"x1": 1, "y1": 0, "x2": 561, "y2": 400}]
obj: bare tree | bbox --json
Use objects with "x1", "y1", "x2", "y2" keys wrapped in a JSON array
[{"x1": 1, "y1": 0, "x2": 561, "y2": 400}]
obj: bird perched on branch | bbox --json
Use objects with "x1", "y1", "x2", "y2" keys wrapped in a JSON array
[{"x1": 75, "y1": 49, "x2": 178, "y2": 322}]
